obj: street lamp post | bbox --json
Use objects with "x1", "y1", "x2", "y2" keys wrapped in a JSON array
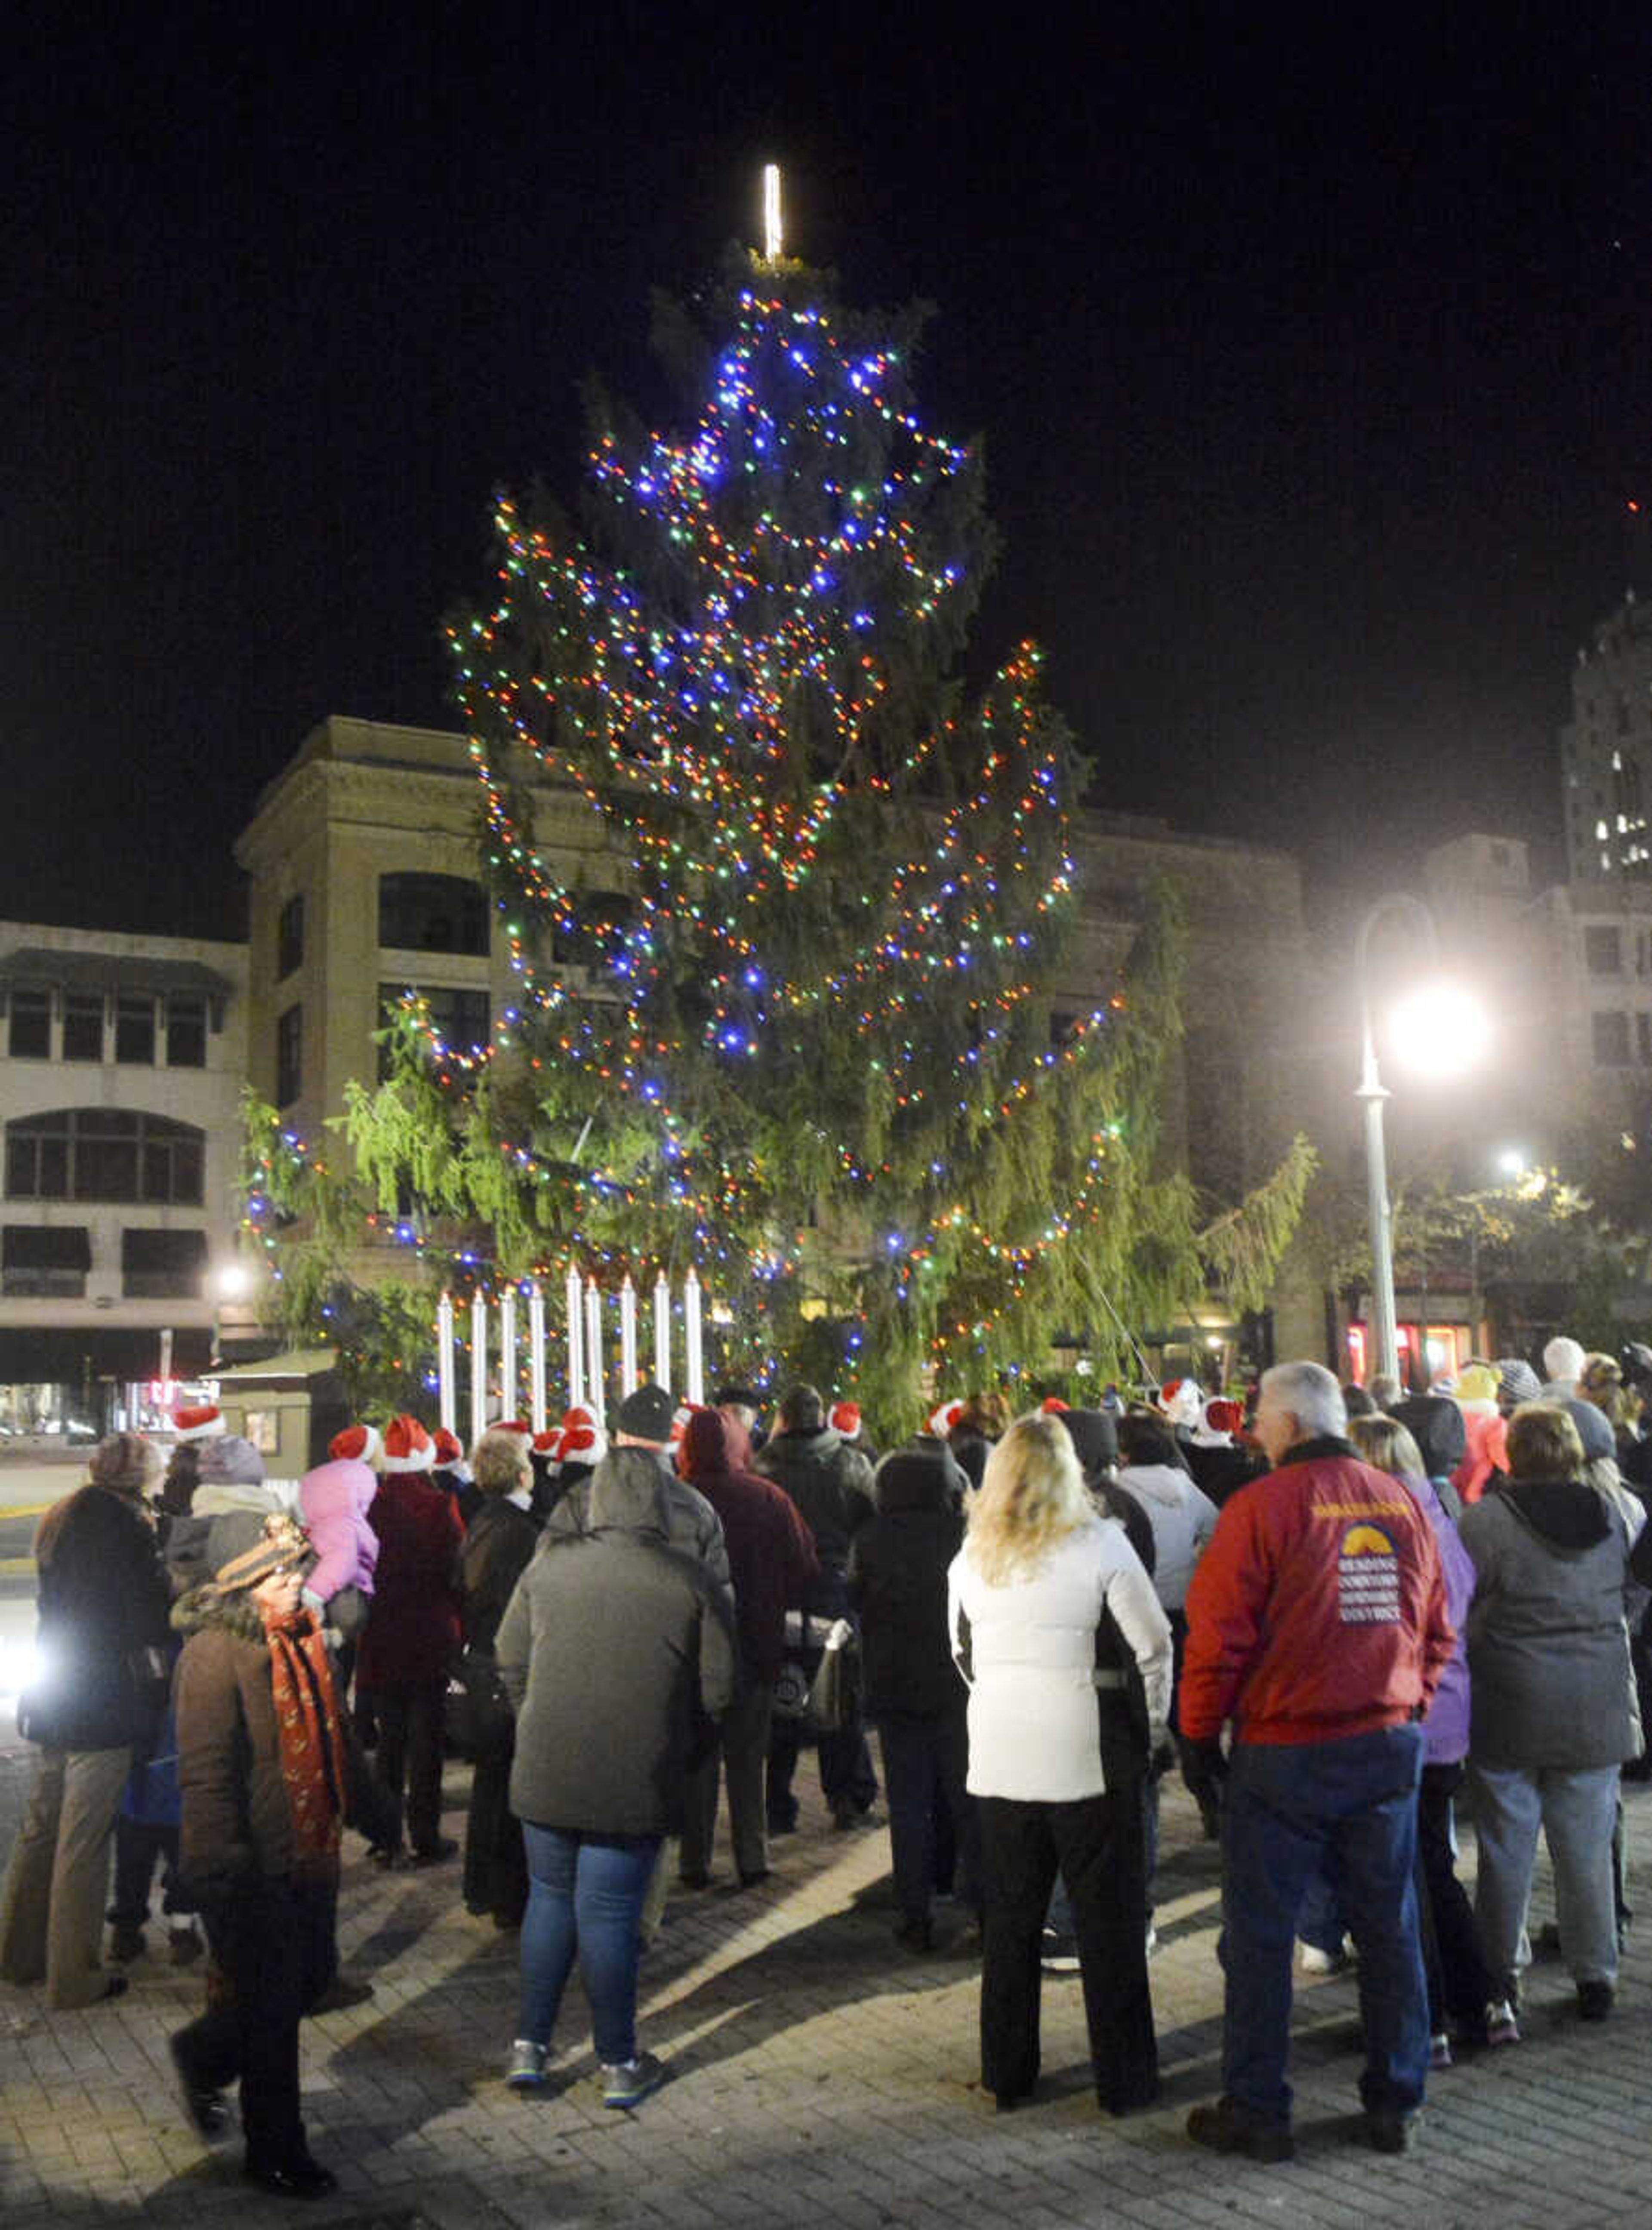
[{"x1": 1353, "y1": 894, "x2": 1491, "y2": 1390}]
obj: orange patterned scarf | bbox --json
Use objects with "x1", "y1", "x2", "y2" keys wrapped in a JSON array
[{"x1": 260, "y1": 1604, "x2": 349, "y2": 1869}]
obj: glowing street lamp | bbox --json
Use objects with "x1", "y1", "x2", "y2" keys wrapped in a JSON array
[{"x1": 1356, "y1": 895, "x2": 1490, "y2": 1388}]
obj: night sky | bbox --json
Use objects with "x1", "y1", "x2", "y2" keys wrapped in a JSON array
[{"x1": 7, "y1": 7, "x2": 1650, "y2": 938}]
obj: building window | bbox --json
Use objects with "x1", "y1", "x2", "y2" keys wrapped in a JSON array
[
  {"x1": 166, "y1": 994, "x2": 206, "y2": 1068},
  {"x1": 121, "y1": 1227, "x2": 208, "y2": 1300},
  {"x1": 276, "y1": 1004, "x2": 302, "y2": 1107},
  {"x1": 115, "y1": 993, "x2": 156, "y2": 1064},
  {"x1": 5, "y1": 1110, "x2": 204, "y2": 1204},
  {"x1": 1639, "y1": 1012, "x2": 1652, "y2": 1065},
  {"x1": 378, "y1": 873, "x2": 490, "y2": 956},
  {"x1": 62, "y1": 993, "x2": 104, "y2": 1063},
  {"x1": 1593, "y1": 1011, "x2": 1631, "y2": 1067},
  {"x1": 1585, "y1": 926, "x2": 1623, "y2": 976},
  {"x1": 378, "y1": 983, "x2": 491, "y2": 1076},
  {"x1": 1, "y1": 1224, "x2": 90, "y2": 1298},
  {"x1": 8, "y1": 988, "x2": 50, "y2": 1059},
  {"x1": 277, "y1": 893, "x2": 305, "y2": 981}
]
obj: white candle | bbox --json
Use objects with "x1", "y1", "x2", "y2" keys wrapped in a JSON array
[
  {"x1": 436, "y1": 1291, "x2": 456, "y2": 1433},
  {"x1": 584, "y1": 1277, "x2": 605, "y2": 1423},
  {"x1": 653, "y1": 1273, "x2": 671, "y2": 1391},
  {"x1": 619, "y1": 1274, "x2": 638, "y2": 1399},
  {"x1": 499, "y1": 1287, "x2": 518, "y2": 1420},
  {"x1": 527, "y1": 1282, "x2": 547, "y2": 1433},
  {"x1": 470, "y1": 1290, "x2": 488, "y2": 1449},
  {"x1": 684, "y1": 1265, "x2": 704, "y2": 1406},
  {"x1": 565, "y1": 1265, "x2": 584, "y2": 1410}
]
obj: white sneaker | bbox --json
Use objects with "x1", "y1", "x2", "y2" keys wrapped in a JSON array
[
  {"x1": 1040, "y1": 1926, "x2": 1081, "y2": 1974},
  {"x1": 1298, "y1": 1939, "x2": 1350, "y2": 1975},
  {"x1": 1145, "y1": 1925, "x2": 1159, "y2": 1957},
  {"x1": 1484, "y1": 1998, "x2": 1520, "y2": 2047}
]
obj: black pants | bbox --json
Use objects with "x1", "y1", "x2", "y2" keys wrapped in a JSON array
[
  {"x1": 977, "y1": 1785, "x2": 1156, "y2": 2113},
  {"x1": 173, "y1": 1875, "x2": 336, "y2": 2173},
  {"x1": 879, "y1": 1706, "x2": 979, "y2": 1927},
  {"x1": 110, "y1": 1818, "x2": 188, "y2": 1928},
  {"x1": 463, "y1": 1740, "x2": 527, "y2": 1924},
  {"x1": 1415, "y1": 1761, "x2": 1498, "y2": 2029},
  {"x1": 371, "y1": 1681, "x2": 446, "y2": 1855}
]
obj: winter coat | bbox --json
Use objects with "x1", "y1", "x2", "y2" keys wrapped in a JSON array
[
  {"x1": 171, "y1": 1592, "x2": 331, "y2": 1891},
  {"x1": 25, "y1": 1485, "x2": 173, "y2": 1751},
  {"x1": 541, "y1": 1445, "x2": 733, "y2": 1611},
  {"x1": 754, "y1": 1424, "x2": 875, "y2": 1579},
  {"x1": 460, "y1": 1496, "x2": 541, "y2": 1654},
  {"x1": 1180, "y1": 1436, "x2": 1454, "y2": 1749},
  {"x1": 163, "y1": 1480, "x2": 283, "y2": 1592},
  {"x1": 1399, "y1": 1472, "x2": 1476, "y2": 1765},
  {"x1": 680, "y1": 1409, "x2": 818, "y2": 1684},
  {"x1": 850, "y1": 1446, "x2": 966, "y2": 1718},
  {"x1": 297, "y1": 1458, "x2": 379, "y2": 1604},
  {"x1": 949, "y1": 1515, "x2": 1172, "y2": 1801},
  {"x1": 497, "y1": 1450, "x2": 737, "y2": 1836},
  {"x1": 356, "y1": 1471, "x2": 465, "y2": 1688},
  {"x1": 1459, "y1": 1475, "x2": 1644, "y2": 1770},
  {"x1": 1115, "y1": 1461, "x2": 1219, "y2": 1612}
]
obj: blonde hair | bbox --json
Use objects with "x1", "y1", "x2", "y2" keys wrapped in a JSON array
[
  {"x1": 472, "y1": 1426, "x2": 532, "y2": 1498},
  {"x1": 1507, "y1": 1402, "x2": 1585, "y2": 1483},
  {"x1": 965, "y1": 1412, "x2": 1093, "y2": 1586},
  {"x1": 1580, "y1": 1352, "x2": 1634, "y2": 1432},
  {"x1": 1348, "y1": 1414, "x2": 1426, "y2": 1480}
]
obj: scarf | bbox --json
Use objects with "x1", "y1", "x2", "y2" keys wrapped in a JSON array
[{"x1": 259, "y1": 1603, "x2": 350, "y2": 1869}]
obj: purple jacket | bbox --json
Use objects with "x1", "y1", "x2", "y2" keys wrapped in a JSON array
[
  {"x1": 297, "y1": 1458, "x2": 380, "y2": 1604},
  {"x1": 1404, "y1": 1472, "x2": 1473, "y2": 1764}
]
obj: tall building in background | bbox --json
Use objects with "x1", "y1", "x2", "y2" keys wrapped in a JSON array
[{"x1": 1562, "y1": 591, "x2": 1652, "y2": 883}]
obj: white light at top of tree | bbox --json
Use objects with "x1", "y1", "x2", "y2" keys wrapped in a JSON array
[{"x1": 763, "y1": 163, "x2": 783, "y2": 262}]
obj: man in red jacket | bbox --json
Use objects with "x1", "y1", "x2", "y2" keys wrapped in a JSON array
[{"x1": 1180, "y1": 1361, "x2": 1453, "y2": 2162}]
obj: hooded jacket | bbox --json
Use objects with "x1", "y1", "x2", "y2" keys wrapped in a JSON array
[
  {"x1": 850, "y1": 1445, "x2": 967, "y2": 1717},
  {"x1": 163, "y1": 1479, "x2": 284, "y2": 1592},
  {"x1": 754, "y1": 1423, "x2": 875, "y2": 1577},
  {"x1": 1181, "y1": 1437, "x2": 1454, "y2": 1748},
  {"x1": 1459, "y1": 1474, "x2": 1644, "y2": 1768},
  {"x1": 498, "y1": 1448, "x2": 737, "y2": 1835},
  {"x1": 297, "y1": 1457, "x2": 380, "y2": 1603},
  {"x1": 541, "y1": 1443, "x2": 732, "y2": 1610},
  {"x1": 1115, "y1": 1461, "x2": 1219, "y2": 1612},
  {"x1": 680, "y1": 1409, "x2": 817, "y2": 1682}
]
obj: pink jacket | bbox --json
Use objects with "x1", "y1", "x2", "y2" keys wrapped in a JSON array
[{"x1": 298, "y1": 1458, "x2": 380, "y2": 1603}]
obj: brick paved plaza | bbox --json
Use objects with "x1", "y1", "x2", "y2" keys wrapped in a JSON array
[{"x1": 3, "y1": 1742, "x2": 1650, "y2": 2229}]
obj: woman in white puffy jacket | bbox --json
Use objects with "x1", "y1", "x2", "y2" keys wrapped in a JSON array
[{"x1": 949, "y1": 1412, "x2": 1171, "y2": 2117}]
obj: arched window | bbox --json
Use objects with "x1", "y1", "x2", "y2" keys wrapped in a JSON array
[
  {"x1": 378, "y1": 873, "x2": 490, "y2": 956},
  {"x1": 5, "y1": 1110, "x2": 204, "y2": 1204}
]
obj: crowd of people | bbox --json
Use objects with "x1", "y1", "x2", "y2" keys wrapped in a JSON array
[{"x1": 3, "y1": 1330, "x2": 1650, "y2": 2190}]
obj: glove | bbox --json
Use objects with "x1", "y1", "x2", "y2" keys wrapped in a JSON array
[{"x1": 1178, "y1": 1733, "x2": 1227, "y2": 1838}]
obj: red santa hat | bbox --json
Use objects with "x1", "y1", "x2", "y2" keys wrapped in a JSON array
[
  {"x1": 382, "y1": 1414, "x2": 435, "y2": 1474},
  {"x1": 1158, "y1": 1378, "x2": 1203, "y2": 1429},
  {"x1": 928, "y1": 1398, "x2": 964, "y2": 1437},
  {"x1": 530, "y1": 1428, "x2": 561, "y2": 1457},
  {"x1": 1193, "y1": 1397, "x2": 1244, "y2": 1446},
  {"x1": 431, "y1": 1427, "x2": 463, "y2": 1468},
  {"x1": 668, "y1": 1402, "x2": 698, "y2": 1446},
  {"x1": 496, "y1": 1418, "x2": 533, "y2": 1437},
  {"x1": 174, "y1": 1403, "x2": 225, "y2": 1442},
  {"x1": 829, "y1": 1400, "x2": 862, "y2": 1440},
  {"x1": 329, "y1": 1422, "x2": 382, "y2": 1467},
  {"x1": 1040, "y1": 1396, "x2": 1070, "y2": 1415},
  {"x1": 555, "y1": 1408, "x2": 609, "y2": 1469}
]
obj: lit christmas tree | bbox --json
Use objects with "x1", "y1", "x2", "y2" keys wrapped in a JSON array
[{"x1": 262, "y1": 219, "x2": 1310, "y2": 1423}]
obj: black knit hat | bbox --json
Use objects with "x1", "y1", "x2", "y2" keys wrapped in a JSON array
[{"x1": 616, "y1": 1383, "x2": 675, "y2": 1441}]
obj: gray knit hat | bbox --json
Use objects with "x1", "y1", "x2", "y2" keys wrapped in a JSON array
[
  {"x1": 1497, "y1": 1359, "x2": 1542, "y2": 1409},
  {"x1": 196, "y1": 1434, "x2": 267, "y2": 1488}
]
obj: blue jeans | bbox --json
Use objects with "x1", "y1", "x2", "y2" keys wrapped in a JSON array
[
  {"x1": 1222, "y1": 1724, "x2": 1428, "y2": 2125},
  {"x1": 518, "y1": 1824, "x2": 661, "y2": 2065}
]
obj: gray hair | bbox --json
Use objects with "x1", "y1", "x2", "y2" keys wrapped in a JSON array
[{"x1": 1261, "y1": 1361, "x2": 1347, "y2": 1440}]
